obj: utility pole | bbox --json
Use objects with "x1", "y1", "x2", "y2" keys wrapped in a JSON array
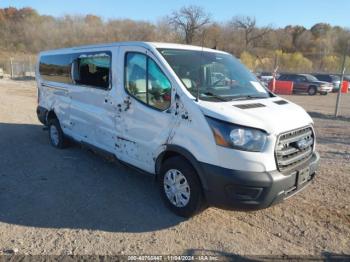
[
  {"x1": 29, "y1": 56, "x2": 32, "y2": 76},
  {"x1": 272, "y1": 54, "x2": 279, "y2": 93},
  {"x1": 335, "y1": 41, "x2": 349, "y2": 117},
  {"x1": 10, "y1": 57, "x2": 14, "y2": 79}
]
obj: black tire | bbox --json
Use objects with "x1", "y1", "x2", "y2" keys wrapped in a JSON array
[
  {"x1": 308, "y1": 86, "x2": 317, "y2": 96},
  {"x1": 320, "y1": 92, "x2": 328, "y2": 95},
  {"x1": 158, "y1": 156, "x2": 205, "y2": 218},
  {"x1": 48, "y1": 118, "x2": 69, "y2": 149}
]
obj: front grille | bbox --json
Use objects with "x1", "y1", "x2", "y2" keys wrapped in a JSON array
[{"x1": 275, "y1": 126, "x2": 314, "y2": 172}]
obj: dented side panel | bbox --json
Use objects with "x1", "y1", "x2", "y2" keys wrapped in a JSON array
[
  {"x1": 111, "y1": 44, "x2": 220, "y2": 175},
  {"x1": 37, "y1": 43, "x2": 243, "y2": 177},
  {"x1": 113, "y1": 46, "x2": 177, "y2": 173},
  {"x1": 36, "y1": 73, "x2": 72, "y2": 131}
]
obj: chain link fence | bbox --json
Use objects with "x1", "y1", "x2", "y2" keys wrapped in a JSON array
[{"x1": 0, "y1": 56, "x2": 36, "y2": 79}]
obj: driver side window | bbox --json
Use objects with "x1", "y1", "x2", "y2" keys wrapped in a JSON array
[
  {"x1": 125, "y1": 52, "x2": 171, "y2": 110},
  {"x1": 295, "y1": 76, "x2": 305, "y2": 82}
]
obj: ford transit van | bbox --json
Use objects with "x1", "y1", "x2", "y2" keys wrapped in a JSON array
[{"x1": 36, "y1": 42, "x2": 319, "y2": 217}]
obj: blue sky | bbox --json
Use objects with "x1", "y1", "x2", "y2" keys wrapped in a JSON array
[{"x1": 1, "y1": 0, "x2": 349, "y2": 28}]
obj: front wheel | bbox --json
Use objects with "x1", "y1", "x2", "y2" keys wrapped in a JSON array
[
  {"x1": 308, "y1": 86, "x2": 317, "y2": 96},
  {"x1": 159, "y1": 156, "x2": 205, "y2": 218}
]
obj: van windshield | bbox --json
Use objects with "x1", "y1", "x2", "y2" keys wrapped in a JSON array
[{"x1": 158, "y1": 49, "x2": 270, "y2": 102}]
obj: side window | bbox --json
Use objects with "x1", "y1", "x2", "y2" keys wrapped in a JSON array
[
  {"x1": 298, "y1": 76, "x2": 306, "y2": 82},
  {"x1": 148, "y1": 59, "x2": 172, "y2": 110},
  {"x1": 125, "y1": 52, "x2": 171, "y2": 110},
  {"x1": 283, "y1": 75, "x2": 292, "y2": 81},
  {"x1": 290, "y1": 75, "x2": 297, "y2": 81},
  {"x1": 125, "y1": 53, "x2": 147, "y2": 104},
  {"x1": 317, "y1": 75, "x2": 325, "y2": 81},
  {"x1": 279, "y1": 75, "x2": 287, "y2": 81},
  {"x1": 39, "y1": 54, "x2": 72, "y2": 84},
  {"x1": 73, "y1": 52, "x2": 111, "y2": 89}
]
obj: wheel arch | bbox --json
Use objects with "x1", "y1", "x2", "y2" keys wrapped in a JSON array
[
  {"x1": 155, "y1": 145, "x2": 208, "y2": 189},
  {"x1": 46, "y1": 110, "x2": 58, "y2": 124}
]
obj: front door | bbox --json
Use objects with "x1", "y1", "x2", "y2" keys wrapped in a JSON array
[
  {"x1": 293, "y1": 75, "x2": 308, "y2": 93},
  {"x1": 114, "y1": 46, "x2": 174, "y2": 173}
]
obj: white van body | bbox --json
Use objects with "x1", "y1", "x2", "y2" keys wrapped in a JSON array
[{"x1": 36, "y1": 42, "x2": 319, "y2": 217}]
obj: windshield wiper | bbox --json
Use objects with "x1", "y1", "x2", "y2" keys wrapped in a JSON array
[
  {"x1": 230, "y1": 95, "x2": 268, "y2": 101},
  {"x1": 202, "y1": 92, "x2": 230, "y2": 102}
]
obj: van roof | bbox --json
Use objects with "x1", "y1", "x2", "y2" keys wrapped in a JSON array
[{"x1": 39, "y1": 41, "x2": 227, "y2": 55}]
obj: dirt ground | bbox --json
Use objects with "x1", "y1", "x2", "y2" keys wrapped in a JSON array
[{"x1": 0, "y1": 79, "x2": 349, "y2": 258}]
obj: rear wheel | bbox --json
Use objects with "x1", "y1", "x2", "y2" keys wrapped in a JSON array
[
  {"x1": 48, "y1": 119, "x2": 69, "y2": 149},
  {"x1": 159, "y1": 156, "x2": 205, "y2": 217},
  {"x1": 308, "y1": 86, "x2": 317, "y2": 96}
]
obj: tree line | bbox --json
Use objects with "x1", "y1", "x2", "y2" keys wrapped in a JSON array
[{"x1": 0, "y1": 6, "x2": 350, "y2": 73}]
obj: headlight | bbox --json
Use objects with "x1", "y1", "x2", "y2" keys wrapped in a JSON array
[{"x1": 205, "y1": 116, "x2": 267, "y2": 152}]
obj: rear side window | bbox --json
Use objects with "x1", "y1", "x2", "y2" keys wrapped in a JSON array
[
  {"x1": 295, "y1": 75, "x2": 306, "y2": 82},
  {"x1": 125, "y1": 52, "x2": 171, "y2": 111},
  {"x1": 73, "y1": 52, "x2": 111, "y2": 89},
  {"x1": 39, "y1": 54, "x2": 72, "y2": 84},
  {"x1": 316, "y1": 75, "x2": 328, "y2": 81},
  {"x1": 278, "y1": 75, "x2": 289, "y2": 81},
  {"x1": 330, "y1": 75, "x2": 340, "y2": 82}
]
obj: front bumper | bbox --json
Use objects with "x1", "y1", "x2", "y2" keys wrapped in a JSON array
[
  {"x1": 200, "y1": 152, "x2": 320, "y2": 210},
  {"x1": 319, "y1": 87, "x2": 332, "y2": 93}
]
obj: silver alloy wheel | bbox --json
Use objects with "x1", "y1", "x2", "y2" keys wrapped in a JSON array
[
  {"x1": 309, "y1": 87, "x2": 317, "y2": 95},
  {"x1": 50, "y1": 125, "x2": 60, "y2": 146},
  {"x1": 163, "y1": 169, "x2": 191, "y2": 207}
]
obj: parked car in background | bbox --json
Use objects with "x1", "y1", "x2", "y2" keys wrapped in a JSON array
[
  {"x1": 278, "y1": 74, "x2": 333, "y2": 95},
  {"x1": 0, "y1": 68, "x2": 3, "y2": 79},
  {"x1": 343, "y1": 75, "x2": 350, "y2": 82},
  {"x1": 256, "y1": 72, "x2": 277, "y2": 87},
  {"x1": 313, "y1": 74, "x2": 341, "y2": 92},
  {"x1": 343, "y1": 75, "x2": 350, "y2": 91},
  {"x1": 334, "y1": 74, "x2": 350, "y2": 81},
  {"x1": 339, "y1": 75, "x2": 350, "y2": 91}
]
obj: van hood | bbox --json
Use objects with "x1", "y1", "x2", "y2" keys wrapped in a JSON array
[{"x1": 198, "y1": 97, "x2": 313, "y2": 135}]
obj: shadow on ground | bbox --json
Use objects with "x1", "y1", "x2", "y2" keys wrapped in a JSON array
[{"x1": 0, "y1": 123, "x2": 183, "y2": 233}]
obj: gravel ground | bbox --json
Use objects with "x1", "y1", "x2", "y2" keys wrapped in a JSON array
[{"x1": 0, "y1": 79, "x2": 349, "y2": 258}]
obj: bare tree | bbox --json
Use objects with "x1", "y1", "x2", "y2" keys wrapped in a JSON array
[
  {"x1": 1, "y1": 6, "x2": 350, "y2": 74},
  {"x1": 168, "y1": 5, "x2": 211, "y2": 44},
  {"x1": 232, "y1": 16, "x2": 270, "y2": 50},
  {"x1": 285, "y1": 25, "x2": 306, "y2": 52}
]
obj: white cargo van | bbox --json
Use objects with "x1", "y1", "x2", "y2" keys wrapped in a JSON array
[{"x1": 36, "y1": 42, "x2": 319, "y2": 217}]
